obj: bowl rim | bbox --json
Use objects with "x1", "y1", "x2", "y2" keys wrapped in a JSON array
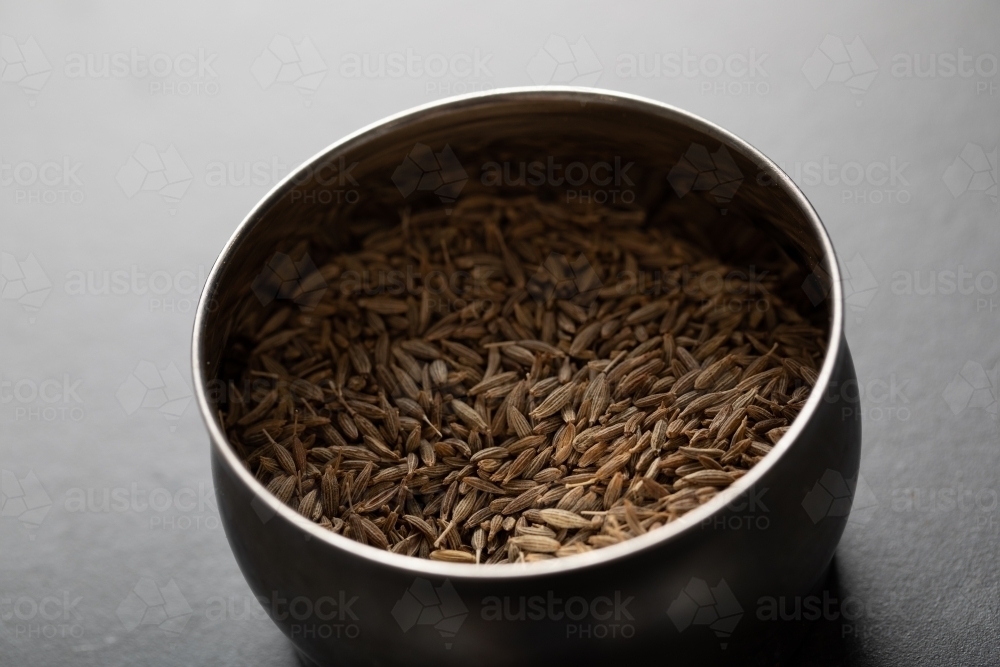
[{"x1": 192, "y1": 85, "x2": 844, "y2": 580}]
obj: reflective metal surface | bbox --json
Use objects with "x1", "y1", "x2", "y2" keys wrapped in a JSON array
[{"x1": 194, "y1": 88, "x2": 860, "y2": 665}]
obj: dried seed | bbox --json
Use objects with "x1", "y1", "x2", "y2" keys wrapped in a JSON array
[
  {"x1": 429, "y1": 359, "x2": 449, "y2": 385},
  {"x1": 529, "y1": 382, "x2": 577, "y2": 420},
  {"x1": 358, "y1": 297, "x2": 409, "y2": 315},
  {"x1": 503, "y1": 485, "x2": 548, "y2": 515},
  {"x1": 506, "y1": 404, "x2": 533, "y2": 438},
  {"x1": 569, "y1": 321, "x2": 603, "y2": 357},
  {"x1": 348, "y1": 343, "x2": 372, "y2": 375},
  {"x1": 676, "y1": 470, "x2": 736, "y2": 487},
  {"x1": 429, "y1": 549, "x2": 476, "y2": 563},
  {"x1": 538, "y1": 508, "x2": 593, "y2": 529},
  {"x1": 451, "y1": 399, "x2": 489, "y2": 432},
  {"x1": 228, "y1": 194, "x2": 826, "y2": 563},
  {"x1": 509, "y1": 534, "x2": 561, "y2": 553},
  {"x1": 471, "y1": 446, "x2": 509, "y2": 463}
]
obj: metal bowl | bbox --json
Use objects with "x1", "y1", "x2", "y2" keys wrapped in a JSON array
[{"x1": 193, "y1": 87, "x2": 859, "y2": 666}]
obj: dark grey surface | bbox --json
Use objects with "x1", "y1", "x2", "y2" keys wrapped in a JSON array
[{"x1": 1, "y1": 2, "x2": 997, "y2": 665}]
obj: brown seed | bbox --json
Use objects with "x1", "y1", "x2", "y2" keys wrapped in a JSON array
[
  {"x1": 348, "y1": 343, "x2": 372, "y2": 375},
  {"x1": 468, "y1": 371, "x2": 518, "y2": 395},
  {"x1": 403, "y1": 514, "x2": 438, "y2": 541},
  {"x1": 503, "y1": 485, "x2": 548, "y2": 515},
  {"x1": 529, "y1": 382, "x2": 577, "y2": 420},
  {"x1": 766, "y1": 426, "x2": 790, "y2": 444},
  {"x1": 538, "y1": 508, "x2": 593, "y2": 529},
  {"x1": 399, "y1": 339, "x2": 441, "y2": 360},
  {"x1": 569, "y1": 321, "x2": 603, "y2": 357},
  {"x1": 625, "y1": 300, "x2": 670, "y2": 325},
  {"x1": 506, "y1": 403, "x2": 533, "y2": 438},
  {"x1": 550, "y1": 422, "x2": 575, "y2": 464},
  {"x1": 471, "y1": 446, "x2": 509, "y2": 463},
  {"x1": 227, "y1": 194, "x2": 826, "y2": 563},
  {"x1": 503, "y1": 449, "x2": 536, "y2": 483},
  {"x1": 321, "y1": 468, "x2": 339, "y2": 516},
  {"x1": 463, "y1": 476, "x2": 505, "y2": 495},
  {"x1": 429, "y1": 549, "x2": 476, "y2": 563},
  {"x1": 676, "y1": 470, "x2": 736, "y2": 487},
  {"x1": 429, "y1": 359, "x2": 449, "y2": 385},
  {"x1": 604, "y1": 472, "x2": 624, "y2": 509},
  {"x1": 271, "y1": 442, "x2": 296, "y2": 476},
  {"x1": 358, "y1": 297, "x2": 409, "y2": 315},
  {"x1": 509, "y1": 534, "x2": 561, "y2": 553},
  {"x1": 450, "y1": 399, "x2": 489, "y2": 432},
  {"x1": 451, "y1": 491, "x2": 479, "y2": 523}
]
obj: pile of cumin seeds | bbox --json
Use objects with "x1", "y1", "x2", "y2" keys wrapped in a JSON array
[{"x1": 221, "y1": 194, "x2": 827, "y2": 564}]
